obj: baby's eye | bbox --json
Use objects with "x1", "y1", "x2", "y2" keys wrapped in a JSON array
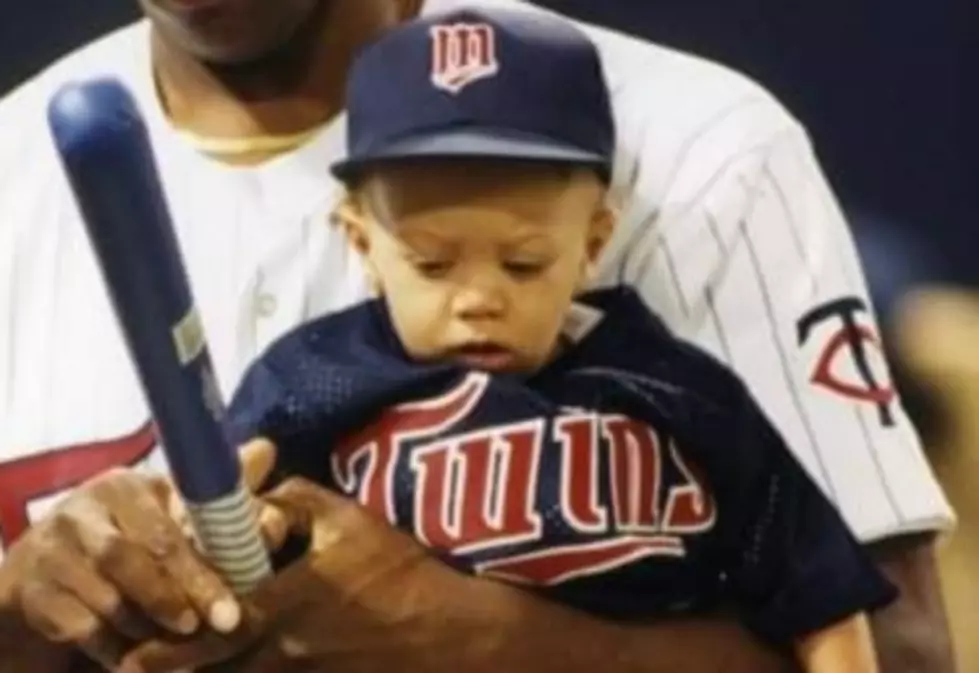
[
  {"x1": 503, "y1": 260, "x2": 547, "y2": 277},
  {"x1": 414, "y1": 260, "x2": 454, "y2": 278}
]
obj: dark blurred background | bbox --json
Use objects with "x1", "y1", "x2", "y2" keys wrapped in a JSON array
[{"x1": 1, "y1": 0, "x2": 972, "y2": 426}]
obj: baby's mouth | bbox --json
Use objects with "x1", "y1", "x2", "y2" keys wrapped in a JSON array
[{"x1": 449, "y1": 343, "x2": 518, "y2": 371}]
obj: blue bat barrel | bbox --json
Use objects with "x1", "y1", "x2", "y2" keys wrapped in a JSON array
[{"x1": 47, "y1": 78, "x2": 271, "y2": 594}]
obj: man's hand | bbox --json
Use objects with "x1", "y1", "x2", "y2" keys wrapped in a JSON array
[
  {"x1": 122, "y1": 477, "x2": 792, "y2": 673},
  {"x1": 120, "y1": 477, "x2": 464, "y2": 673},
  {"x1": 0, "y1": 439, "x2": 276, "y2": 671}
]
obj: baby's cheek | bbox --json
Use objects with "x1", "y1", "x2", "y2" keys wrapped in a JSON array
[
  {"x1": 526, "y1": 308, "x2": 567, "y2": 351},
  {"x1": 404, "y1": 305, "x2": 453, "y2": 355}
]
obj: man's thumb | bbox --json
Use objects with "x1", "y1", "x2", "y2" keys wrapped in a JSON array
[{"x1": 262, "y1": 477, "x2": 352, "y2": 549}]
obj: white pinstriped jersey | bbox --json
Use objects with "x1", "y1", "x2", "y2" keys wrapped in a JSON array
[{"x1": 0, "y1": 0, "x2": 952, "y2": 559}]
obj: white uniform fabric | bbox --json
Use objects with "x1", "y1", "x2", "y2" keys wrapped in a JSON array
[{"x1": 0, "y1": 0, "x2": 952, "y2": 559}]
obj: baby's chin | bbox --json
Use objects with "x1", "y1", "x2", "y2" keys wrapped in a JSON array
[
  {"x1": 445, "y1": 342, "x2": 566, "y2": 375},
  {"x1": 406, "y1": 340, "x2": 562, "y2": 374}
]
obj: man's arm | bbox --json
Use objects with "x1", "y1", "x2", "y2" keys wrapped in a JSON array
[
  {"x1": 433, "y1": 563, "x2": 793, "y2": 673},
  {"x1": 867, "y1": 533, "x2": 955, "y2": 673},
  {"x1": 454, "y1": 589, "x2": 792, "y2": 673},
  {"x1": 610, "y1": 89, "x2": 956, "y2": 672},
  {"x1": 125, "y1": 478, "x2": 795, "y2": 673},
  {"x1": 794, "y1": 613, "x2": 878, "y2": 673}
]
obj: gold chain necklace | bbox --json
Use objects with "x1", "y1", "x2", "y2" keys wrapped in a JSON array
[{"x1": 175, "y1": 124, "x2": 326, "y2": 156}]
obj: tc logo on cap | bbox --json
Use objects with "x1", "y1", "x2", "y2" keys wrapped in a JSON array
[{"x1": 430, "y1": 23, "x2": 500, "y2": 94}]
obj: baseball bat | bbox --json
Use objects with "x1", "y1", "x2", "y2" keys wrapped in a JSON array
[{"x1": 47, "y1": 78, "x2": 272, "y2": 595}]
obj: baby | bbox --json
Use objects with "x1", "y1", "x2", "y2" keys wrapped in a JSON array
[{"x1": 229, "y1": 7, "x2": 895, "y2": 672}]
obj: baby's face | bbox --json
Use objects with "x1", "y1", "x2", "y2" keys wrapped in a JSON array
[{"x1": 341, "y1": 162, "x2": 613, "y2": 373}]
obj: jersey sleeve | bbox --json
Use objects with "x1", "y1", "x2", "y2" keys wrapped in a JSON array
[
  {"x1": 225, "y1": 323, "x2": 378, "y2": 453},
  {"x1": 225, "y1": 306, "x2": 461, "y2": 482},
  {"x1": 227, "y1": 329, "x2": 368, "y2": 487},
  {"x1": 226, "y1": 356, "x2": 290, "y2": 446},
  {"x1": 610, "y1": 99, "x2": 952, "y2": 542},
  {"x1": 723, "y1": 387, "x2": 898, "y2": 643}
]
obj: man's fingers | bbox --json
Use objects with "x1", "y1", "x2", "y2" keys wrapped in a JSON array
[
  {"x1": 238, "y1": 633, "x2": 317, "y2": 673},
  {"x1": 162, "y1": 545, "x2": 241, "y2": 634},
  {"x1": 262, "y1": 477, "x2": 349, "y2": 540},
  {"x1": 77, "y1": 627, "x2": 133, "y2": 672},
  {"x1": 53, "y1": 493, "x2": 199, "y2": 635},
  {"x1": 108, "y1": 475, "x2": 242, "y2": 634},
  {"x1": 57, "y1": 476, "x2": 199, "y2": 636},
  {"x1": 240, "y1": 438, "x2": 277, "y2": 493},
  {"x1": 166, "y1": 491, "x2": 200, "y2": 548},
  {"x1": 145, "y1": 474, "x2": 176, "y2": 509},
  {"x1": 19, "y1": 581, "x2": 100, "y2": 644},
  {"x1": 119, "y1": 609, "x2": 265, "y2": 673},
  {"x1": 120, "y1": 632, "x2": 242, "y2": 673},
  {"x1": 39, "y1": 548, "x2": 153, "y2": 641},
  {"x1": 95, "y1": 536, "x2": 202, "y2": 635},
  {"x1": 19, "y1": 581, "x2": 130, "y2": 669}
]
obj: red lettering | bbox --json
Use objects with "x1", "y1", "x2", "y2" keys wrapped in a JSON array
[
  {"x1": 431, "y1": 26, "x2": 451, "y2": 76},
  {"x1": 331, "y1": 373, "x2": 488, "y2": 523},
  {"x1": 412, "y1": 420, "x2": 544, "y2": 555},
  {"x1": 555, "y1": 413, "x2": 607, "y2": 533},
  {"x1": 469, "y1": 25, "x2": 494, "y2": 68},
  {"x1": 601, "y1": 415, "x2": 662, "y2": 534},
  {"x1": 662, "y1": 441, "x2": 717, "y2": 534},
  {"x1": 476, "y1": 536, "x2": 684, "y2": 586},
  {"x1": 429, "y1": 23, "x2": 499, "y2": 94},
  {"x1": 333, "y1": 376, "x2": 716, "y2": 580}
]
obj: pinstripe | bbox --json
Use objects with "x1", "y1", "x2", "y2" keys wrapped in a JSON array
[
  {"x1": 702, "y1": 211, "x2": 734, "y2": 364},
  {"x1": 806, "y1": 167, "x2": 905, "y2": 512},
  {"x1": 762, "y1": 167, "x2": 807, "y2": 268},
  {"x1": 853, "y1": 407, "x2": 904, "y2": 522},
  {"x1": 740, "y1": 218, "x2": 837, "y2": 499},
  {"x1": 657, "y1": 235, "x2": 689, "y2": 318}
]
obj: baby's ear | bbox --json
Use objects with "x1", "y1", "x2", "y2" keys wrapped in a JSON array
[
  {"x1": 586, "y1": 204, "x2": 616, "y2": 264},
  {"x1": 333, "y1": 194, "x2": 372, "y2": 255},
  {"x1": 332, "y1": 194, "x2": 384, "y2": 295},
  {"x1": 577, "y1": 205, "x2": 615, "y2": 291}
]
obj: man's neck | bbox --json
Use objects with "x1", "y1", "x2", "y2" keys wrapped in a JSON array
[{"x1": 153, "y1": 0, "x2": 424, "y2": 142}]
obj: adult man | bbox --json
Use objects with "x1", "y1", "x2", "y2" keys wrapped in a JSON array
[{"x1": 0, "y1": 0, "x2": 955, "y2": 671}]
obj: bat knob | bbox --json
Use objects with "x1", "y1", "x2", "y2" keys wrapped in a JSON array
[{"x1": 47, "y1": 78, "x2": 143, "y2": 163}]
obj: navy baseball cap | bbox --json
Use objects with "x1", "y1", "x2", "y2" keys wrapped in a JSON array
[{"x1": 331, "y1": 7, "x2": 615, "y2": 182}]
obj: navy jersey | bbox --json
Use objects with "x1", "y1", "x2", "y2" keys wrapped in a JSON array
[{"x1": 228, "y1": 287, "x2": 896, "y2": 644}]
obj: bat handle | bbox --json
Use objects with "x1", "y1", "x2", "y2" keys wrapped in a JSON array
[{"x1": 185, "y1": 483, "x2": 273, "y2": 596}]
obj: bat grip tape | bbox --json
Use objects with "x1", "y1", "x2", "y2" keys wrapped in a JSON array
[{"x1": 185, "y1": 484, "x2": 273, "y2": 596}]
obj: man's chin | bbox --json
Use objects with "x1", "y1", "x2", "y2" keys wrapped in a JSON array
[{"x1": 147, "y1": 0, "x2": 324, "y2": 68}]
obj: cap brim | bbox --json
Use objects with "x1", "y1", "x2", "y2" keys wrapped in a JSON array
[{"x1": 331, "y1": 127, "x2": 609, "y2": 181}]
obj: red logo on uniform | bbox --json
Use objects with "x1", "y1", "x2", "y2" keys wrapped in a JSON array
[
  {"x1": 430, "y1": 22, "x2": 499, "y2": 94},
  {"x1": 331, "y1": 373, "x2": 717, "y2": 586},
  {"x1": 798, "y1": 296, "x2": 896, "y2": 426},
  {"x1": 0, "y1": 422, "x2": 157, "y2": 547}
]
